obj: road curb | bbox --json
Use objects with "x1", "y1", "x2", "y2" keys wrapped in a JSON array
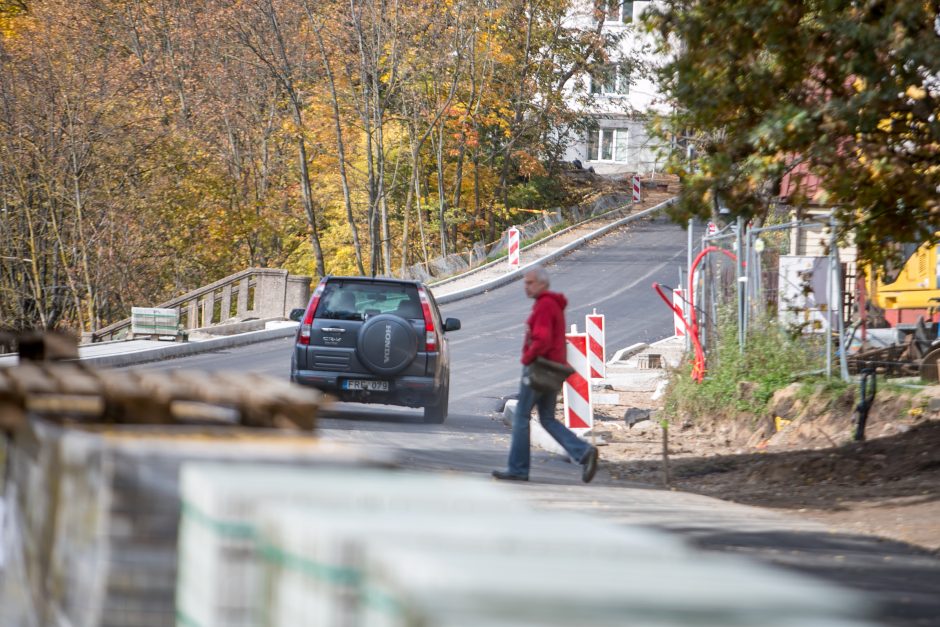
[
  {"x1": 78, "y1": 326, "x2": 298, "y2": 368},
  {"x1": 434, "y1": 197, "x2": 675, "y2": 305}
]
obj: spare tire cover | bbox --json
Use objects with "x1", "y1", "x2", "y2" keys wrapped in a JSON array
[{"x1": 356, "y1": 314, "x2": 419, "y2": 375}]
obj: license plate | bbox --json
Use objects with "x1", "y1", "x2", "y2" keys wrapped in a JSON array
[{"x1": 343, "y1": 379, "x2": 389, "y2": 391}]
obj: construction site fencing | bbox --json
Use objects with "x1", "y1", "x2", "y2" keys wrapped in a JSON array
[{"x1": 685, "y1": 211, "x2": 854, "y2": 380}]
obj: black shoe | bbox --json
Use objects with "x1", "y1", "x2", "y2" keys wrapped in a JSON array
[
  {"x1": 581, "y1": 447, "x2": 599, "y2": 483},
  {"x1": 492, "y1": 470, "x2": 528, "y2": 482}
]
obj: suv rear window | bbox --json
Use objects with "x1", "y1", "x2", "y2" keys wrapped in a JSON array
[{"x1": 314, "y1": 281, "x2": 423, "y2": 321}]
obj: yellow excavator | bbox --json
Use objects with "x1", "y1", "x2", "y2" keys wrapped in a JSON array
[
  {"x1": 870, "y1": 241, "x2": 940, "y2": 318},
  {"x1": 857, "y1": 240, "x2": 940, "y2": 379}
]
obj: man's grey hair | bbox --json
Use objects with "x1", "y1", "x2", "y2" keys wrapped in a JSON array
[{"x1": 526, "y1": 265, "x2": 550, "y2": 287}]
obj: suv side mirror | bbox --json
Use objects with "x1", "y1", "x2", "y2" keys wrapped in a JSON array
[
  {"x1": 444, "y1": 318, "x2": 461, "y2": 332},
  {"x1": 288, "y1": 308, "x2": 306, "y2": 322}
]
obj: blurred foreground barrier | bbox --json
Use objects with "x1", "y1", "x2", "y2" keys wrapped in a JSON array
[
  {"x1": 256, "y1": 504, "x2": 691, "y2": 627},
  {"x1": 175, "y1": 465, "x2": 534, "y2": 626},
  {"x1": 0, "y1": 363, "x2": 400, "y2": 627},
  {"x1": 173, "y1": 465, "x2": 880, "y2": 627}
]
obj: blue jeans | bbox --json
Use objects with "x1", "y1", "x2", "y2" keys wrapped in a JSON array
[{"x1": 507, "y1": 368, "x2": 592, "y2": 477}]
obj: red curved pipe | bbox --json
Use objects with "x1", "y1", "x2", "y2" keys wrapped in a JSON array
[
  {"x1": 688, "y1": 246, "x2": 738, "y2": 343},
  {"x1": 653, "y1": 282, "x2": 706, "y2": 382}
]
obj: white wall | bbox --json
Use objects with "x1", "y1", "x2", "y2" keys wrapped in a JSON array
[{"x1": 561, "y1": 1, "x2": 669, "y2": 175}]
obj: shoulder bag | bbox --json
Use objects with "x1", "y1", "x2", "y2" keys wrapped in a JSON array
[{"x1": 527, "y1": 356, "x2": 576, "y2": 394}]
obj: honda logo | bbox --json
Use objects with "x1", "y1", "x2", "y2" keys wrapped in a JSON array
[{"x1": 383, "y1": 324, "x2": 392, "y2": 363}]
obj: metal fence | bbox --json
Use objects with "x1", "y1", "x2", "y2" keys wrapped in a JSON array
[
  {"x1": 403, "y1": 192, "x2": 633, "y2": 281},
  {"x1": 683, "y1": 209, "x2": 854, "y2": 379}
]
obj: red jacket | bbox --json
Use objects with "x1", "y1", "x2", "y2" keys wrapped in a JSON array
[{"x1": 521, "y1": 291, "x2": 568, "y2": 365}]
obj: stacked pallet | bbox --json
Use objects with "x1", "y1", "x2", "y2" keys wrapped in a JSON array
[
  {"x1": 0, "y1": 369, "x2": 393, "y2": 627},
  {"x1": 256, "y1": 506, "x2": 691, "y2": 627},
  {"x1": 0, "y1": 362, "x2": 324, "y2": 431},
  {"x1": 175, "y1": 465, "x2": 534, "y2": 627}
]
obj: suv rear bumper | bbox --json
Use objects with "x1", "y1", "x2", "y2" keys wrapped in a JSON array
[{"x1": 292, "y1": 369, "x2": 439, "y2": 408}]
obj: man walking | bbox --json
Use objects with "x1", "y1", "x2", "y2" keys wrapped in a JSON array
[{"x1": 492, "y1": 266, "x2": 599, "y2": 483}]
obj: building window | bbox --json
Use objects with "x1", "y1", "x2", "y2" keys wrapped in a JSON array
[
  {"x1": 599, "y1": 1, "x2": 633, "y2": 24},
  {"x1": 587, "y1": 128, "x2": 629, "y2": 162},
  {"x1": 590, "y1": 63, "x2": 631, "y2": 95}
]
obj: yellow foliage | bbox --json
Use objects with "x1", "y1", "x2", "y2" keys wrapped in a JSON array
[{"x1": 906, "y1": 85, "x2": 927, "y2": 100}]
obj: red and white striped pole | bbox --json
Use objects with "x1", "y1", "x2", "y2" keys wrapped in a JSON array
[
  {"x1": 673, "y1": 289, "x2": 686, "y2": 337},
  {"x1": 632, "y1": 176, "x2": 642, "y2": 203},
  {"x1": 585, "y1": 310, "x2": 605, "y2": 380},
  {"x1": 563, "y1": 324, "x2": 593, "y2": 434},
  {"x1": 507, "y1": 227, "x2": 520, "y2": 269}
]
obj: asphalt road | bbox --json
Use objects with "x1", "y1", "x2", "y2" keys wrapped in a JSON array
[
  {"x1": 133, "y1": 214, "x2": 940, "y2": 626},
  {"x1": 136, "y1": 212, "x2": 685, "y2": 482}
]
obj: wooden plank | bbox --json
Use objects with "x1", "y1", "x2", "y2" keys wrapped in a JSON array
[
  {"x1": 5, "y1": 363, "x2": 59, "y2": 395},
  {"x1": 0, "y1": 369, "x2": 21, "y2": 404},
  {"x1": 212, "y1": 372, "x2": 323, "y2": 429},
  {"x1": 43, "y1": 363, "x2": 103, "y2": 396},
  {"x1": 95, "y1": 370, "x2": 174, "y2": 424},
  {"x1": 25, "y1": 394, "x2": 104, "y2": 416}
]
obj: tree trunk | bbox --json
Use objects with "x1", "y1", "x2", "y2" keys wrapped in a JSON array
[
  {"x1": 291, "y1": 99, "x2": 325, "y2": 277},
  {"x1": 434, "y1": 123, "x2": 448, "y2": 257},
  {"x1": 311, "y1": 18, "x2": 365, "y2": 275}
]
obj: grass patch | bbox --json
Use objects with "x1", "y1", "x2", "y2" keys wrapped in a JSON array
[{"x1": 663, "y1": 310, "x2": 825, "y2": 422}]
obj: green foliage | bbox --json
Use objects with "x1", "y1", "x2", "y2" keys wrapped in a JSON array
[
  {"x1": 506, "y1": 175, "x2": 568, "y2": 211},
  {"x1": 645, "y1": 0, "x2": 940, "y2": 267},
  {"x1": 663, "y1": 310, "x2": 824, "y2": 420}
]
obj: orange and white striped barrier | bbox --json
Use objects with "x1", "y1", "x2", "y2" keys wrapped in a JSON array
[
  {"x1": 585, "y1": 311, "x2": 605, "y2": 380},
  {"x1": 673, "y1": 289, "x2": 686, "y2": 337},
  {"x1": 563, "y1": 324, "x2": 593, "y2": 433},
  {"x1": 632, "y1": 176, "x2": 641, "y2": 203},
  {"x1": 507, "y1": 227, "x2": 520, "y2": 269}
]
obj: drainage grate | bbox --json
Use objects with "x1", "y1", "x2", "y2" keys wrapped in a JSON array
[{"x1": 637, "y1": 353, "x2": 662, "y2": 369}]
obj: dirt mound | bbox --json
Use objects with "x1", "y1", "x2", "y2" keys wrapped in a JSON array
[{"x1": 599, "y1": 381, "x2": 940, "y2": 551}]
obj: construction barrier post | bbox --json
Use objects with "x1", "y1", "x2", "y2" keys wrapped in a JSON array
[
  {"x1": 585, "y1": 310, "x2": 605, "y2": 380},
  {"x1": 507, "y1": 227, "x2": 520, "y2": 269},
  {"x1": 632, "y1": 176, "x2": 642, "y2": 203},
  {"x1": 563, "y1": 324, "x2": 593, "y2": 434},
  {"x1": 672, "y1": 289, "x2": 686, "y2": 337}
]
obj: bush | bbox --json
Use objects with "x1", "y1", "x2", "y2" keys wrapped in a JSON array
[
  {"x1": 505, "y1": 176, "x2": 567, "y2": 210},
  {"x1": 663, "y1": 309, "x2": 825, "y2": 421}
]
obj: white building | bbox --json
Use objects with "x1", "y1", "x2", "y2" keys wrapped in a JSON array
[{"x1": 562, "y1": 1, "x2": 668, "y2": 176}]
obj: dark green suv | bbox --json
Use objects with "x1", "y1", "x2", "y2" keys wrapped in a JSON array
[{"x1": 289, "y1": 277, "x2": 461, "y2": 423}]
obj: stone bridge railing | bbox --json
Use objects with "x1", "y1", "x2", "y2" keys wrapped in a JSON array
[{"x1": 85, "y1": 268, "x2": 311, "y2": 344}]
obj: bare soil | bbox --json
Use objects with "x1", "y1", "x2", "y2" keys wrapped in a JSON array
[{"x1": 595, "y1": 386, "x2": 940, "y2": 553}]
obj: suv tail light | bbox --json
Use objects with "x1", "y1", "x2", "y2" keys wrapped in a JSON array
[
  {"x1": 417, "y1": 286, "x2": 437, "y2": 352},
  {"x1": 299, "y1": 278, "x2": 327, "y2": 346}
]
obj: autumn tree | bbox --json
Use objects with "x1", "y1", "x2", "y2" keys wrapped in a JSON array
[{"x1": 646, "y1": 0, "x2": 940, "y2": 265}]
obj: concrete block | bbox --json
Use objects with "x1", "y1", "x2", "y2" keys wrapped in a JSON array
[
  {"x1": 608, "y1": 343, "x2": 649, "y2": 364},
  {"x1": 603, "y1": 370, "x2": 667, "y2": 392},
  {"x1": 502, "y1": 399, "x2": 517, "y2": 426},
  {"x1": 530, "y1": 420, "x2": 569, "y2": 458},
  {"x1": 651, "y1": 379, "x2": 668, "y2": 401},
  {"x1": 592, "y1": 392, "x2": 620, "y2": 406}
]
